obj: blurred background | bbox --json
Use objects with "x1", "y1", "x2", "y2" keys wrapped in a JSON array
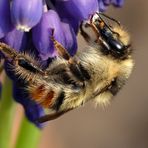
[{"x1": 13, "y1": 1, "x2": 148, "y2": 148}]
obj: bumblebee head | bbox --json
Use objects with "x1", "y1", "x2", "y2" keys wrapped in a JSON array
[{"x1": 92, "y1": 13, "x2": 132, "y2": 59}]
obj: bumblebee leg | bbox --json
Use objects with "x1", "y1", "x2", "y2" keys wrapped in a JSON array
[
  {"x1": 0, "y1": 42, "x2": 47, "y2": 79},
  {"x1": 50, "y1": 31, "x2": 90, "y2": 82},
  {"x1": 90, "y1": 24, "x2": 100, "y2": 43},
  {"x1": 80, "y1": 22, "x2": 91, "y2": 43},
  {"x1": 37, "y1": 109, "x2": 72, "y2": 123},
  {"x1": 0, "y1": 42, "x2": 17, "y2": 59},
  {"x1": 80, "y1": 21, "x2": 100, "y2": 43},
  {"x1": 50, "y1": 30, "x2": 91, "y2": 89},
  {"x1": 50, "y1": 29, "x2": 71, "y2": 61},
  {"x1": 80, "y1": 20, "x2": 101, "y2": 44}
]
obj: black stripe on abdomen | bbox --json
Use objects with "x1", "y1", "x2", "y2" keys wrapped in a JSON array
[
  {"x1": 69, "y1": 63, "x2": 91, "y2": 82},
  {"x1": 52, "y1": 91, "x2": 65, "y2": 111}
]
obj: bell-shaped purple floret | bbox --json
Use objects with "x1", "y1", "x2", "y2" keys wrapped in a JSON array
[
  {"x1": 55, "y1": 1, "x2": 80, "y2": 34},
  {"x1": 13, "y1": 82, "x2": 44, "y2": 128},
  {"x1": 2, "y1": 29, "x2": 27, "y2": 51},
  {"x1": 32, "y1": 10, "x2": 63, "y2": 60},
  {"x1": 61, "y1": 21, "x2": 77, "y2": 56},
  {"x1": 55, "y1": 0, "x2": 98, "y2": 21},
  {"x1": 111, "y1": 0, "x2": 124, "y2": 7},
  {"x1": 11, "y1": 0, "x2": 43, "y2": 32},
  {"x1": 103, "y1": 0, "x2": 111, "y2": 5},
  {"x1": 33, "y1": 10, "x2": 77, "y2": 60},
  {"x1": 98, "y1": 0, "x2": 107, "y2": 12},
  {"x1": 0, "y1": 0, "x2": 13, "y2": 38},
  {"x1": 98, "y1": 0, "x2": 124, "y2": 10}
]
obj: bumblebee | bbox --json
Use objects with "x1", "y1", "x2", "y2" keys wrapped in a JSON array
[{"x1": 0, "y1": 13, "x2": 134, "y2": 123}]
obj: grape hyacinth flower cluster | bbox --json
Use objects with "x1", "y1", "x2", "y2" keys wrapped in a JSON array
[{"x1": 0, "y1": 0, "x2": 124, "y2": 127}]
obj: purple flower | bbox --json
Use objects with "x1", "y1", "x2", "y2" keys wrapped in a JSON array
[
  {"x1": 98, "y1": 0, "x2": 107, "y2": 12},
  {"x1": 32, "y1": 10, "x2": 77, "y2": 60},
  {"x1": 11, "y1": 0, "x2": 43, "y2": 32},
  {"x1": 13, "y1": 82, "x2": 44, "y2": 127},
  {"x1": 61, "y1": 21, "x2": 77, "y2": 56},
  {"x1": 32, "y1": 10, "x2": 64, "y2": 59},
  {"x1": 55, "y1": 2, "x2": 80, "y2": 34},
  {"x1": 0, "y1": 0, "x2": 13, "y2": 38},
  {"x1": 98, "y1": 0, "x2": 125, "y2": 11},
  {"x1": 111, "y1": 0, "x2": 124, "y2": 7},
  {"x1": 103, "y1": 0, "x2": 111, "y2": 5},
  {"x1": 2, "y1": 29, "x2": 27, "y2": 51},
  {"x1": 55, "y1": 0, "x2": 98, "y2": 21}
]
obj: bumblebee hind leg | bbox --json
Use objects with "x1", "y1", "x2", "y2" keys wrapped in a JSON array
[{"x1": 37, "y1": 109, "x2": 72, "y2": 123}]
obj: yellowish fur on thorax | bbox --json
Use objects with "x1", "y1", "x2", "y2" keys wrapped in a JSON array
[
  {"x1": 112, "y1": 25, "x2": 130, "y2": 46},
  {"x1": 60, "y1": 47, "x2": 134, "y2": 110}
]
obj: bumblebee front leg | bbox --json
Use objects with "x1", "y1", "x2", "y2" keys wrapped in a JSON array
[
  {"x1": 50, "y1": 32, "x2": 90, "y2": 83},
  {"x1": 80, "y1": 21, "x2": 100, "y2": 44},
  {"x1": 0, "y1": 42, "x2": 18, "y2": 59},
  {"x1": 0, "y1": 42, "x2": 46, "y2": 80}
]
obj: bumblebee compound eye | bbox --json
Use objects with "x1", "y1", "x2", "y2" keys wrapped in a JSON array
[{"x1": 105, "y1": 37, "x2": 124, "y2": 57}]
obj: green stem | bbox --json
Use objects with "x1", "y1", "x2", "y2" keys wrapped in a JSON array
[
  {"x1": 15, "y1": 116, "x2": 41, "y2": 148},
  {"x1": 0, "y1": 76, "x2": 16, "y2": 148}
]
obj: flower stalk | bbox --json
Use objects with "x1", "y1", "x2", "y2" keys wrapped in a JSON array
[
  {"x1": 15, "y1": 116, "x2": 41, "y2": 148},
  {"x1": 0, "y1": 75, "x2": 16, "y2": 148}
]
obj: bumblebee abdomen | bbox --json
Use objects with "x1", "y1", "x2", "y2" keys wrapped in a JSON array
[{"x1": 29, "y1": 84, "x2": 55, "y2": 108}]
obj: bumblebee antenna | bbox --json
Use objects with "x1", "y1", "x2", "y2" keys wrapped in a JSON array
[
  {"x1": 50, "y1": 29, "x2": 71, "y2": 61},
  {"x1": 94, "y1": 13, "x2": 120, "y2": 37},
  {"x1": 98, "y1": 12, "x2": 121, "y2": 26}
]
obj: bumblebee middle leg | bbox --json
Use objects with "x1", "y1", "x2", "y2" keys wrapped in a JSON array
[{"x1": 80, "y1": 20, "x2": 101, "y2": 44}]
